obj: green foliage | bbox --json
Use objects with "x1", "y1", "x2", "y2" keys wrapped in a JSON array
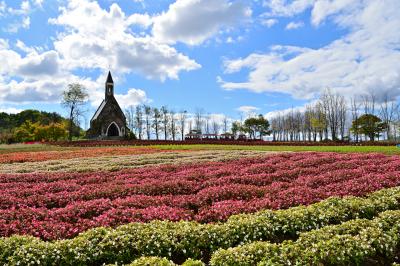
[
  {"x1": 127, "y1": 130, "x2": 137, "y2": 140},
  {"x1": 1, "y1": 187, "x2": 400, "y2": 265},
  {"x1": 231, "y1": 121, "x2": 241, "y2": 137},
  {"x1": 0, "y1": 109, "x2": 78, "y2": 143},
  {"x1": 106, "y1": 257, "x2": 205, "y2": 266},
  {"x1": 0, "y1": 109, "x2": 64, "y2": 130},
  {"x1": 12, "y1": 121, "x2": 68, "y2": 142},
  {"x1": 351, "y1": 114, "x2": 387, "y2": 141},
  {"x1": 241, "y1": 115, "x2": 271, "y2": 139},
  {"x1": 211, "y1": 210, "x2": 400, "y2": 266}
]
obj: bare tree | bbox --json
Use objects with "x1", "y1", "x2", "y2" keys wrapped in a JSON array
[
  {"x1": 212, "y1": 119, "x2": 220, "y2": 135},
  {"x1": 338, "y1": 95, "x2": 347, "y2": 140},
  {"x1": 320, "y1": 89, "x2": 342, "y2": 140},
  {"x1": 194, "y1": 108, "x2": 203, "y2": 133},
  {"x1": 205, "y1": 113, "x2": 211, "y2": 134},
  {"x1": 125, "y1": 106, "x2": 135, "y2": 133},
  {"x1": 350, "y1": 97, "x2": 360, "y2": 142},
  {"x1": 169, "y1": 110, "x2": 177, "y2": 141},
  {"x1": 61, "y1": 83, "x2": 88, "y2": 141},
  {"x1": 143, "y1": 105, "x2": 152, "y2": 140},
  {"x1": 362, "y1": 92, "x2": 376, "y2": 115},
  {"x1": 160, "y1": 106, "x2": 169, "y2": 140},
  {"x1": 222, "y1": 115, "x2": 229, "y2": 133},
  {"x1": 379, "y1": 93, "x2": 398, "y2": 140},
  {"x1": 153, "y1": 107, "x2": 161, "y2": 140},
  {"x1": 134, "y1": 105, "x2": 144, "y2": 140},
  {"x1": 178, "y1": 110, "x2": 187, "y2": 141}
]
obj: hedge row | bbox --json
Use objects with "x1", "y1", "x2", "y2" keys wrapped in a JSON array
[
  {"x1": 1, "y1": 187, "x2": 400, "y2": 265},
  {"x1": 211, "y1": 210, "x2": 400, "y2": 265},
  {"x1": 48, "y1": 139, "x2": 398, "y2": 147},
  {"x1": 107, "y1": 257, "x2": 204, "y2": 266}
]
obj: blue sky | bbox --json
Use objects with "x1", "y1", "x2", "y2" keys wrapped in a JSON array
[{"x1": 0, "y1": 0, "x2": 399, "y2": 128}]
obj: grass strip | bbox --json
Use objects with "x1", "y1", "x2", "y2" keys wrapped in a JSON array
[{"x1": 150, "y1": 144, "x2": 400, "y2": 154}]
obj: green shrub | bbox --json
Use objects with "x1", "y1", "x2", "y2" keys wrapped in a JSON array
[
  {"x1": 124, "y1": 256, "x2": 174, "y2": 266},
  {"x1": 2, "y1": 187, "x2": 400, "y2": 265},
  {"x1": 211, "y1": 210, "x2": 400, "y2": 266}
]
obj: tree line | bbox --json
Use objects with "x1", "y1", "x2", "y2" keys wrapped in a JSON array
[
  {"x1": 269, "y1": 90, "x2": 398, "y2": 142},
  {"x1": 0, "y1": 110, "x2": 79, "y2": 143}
]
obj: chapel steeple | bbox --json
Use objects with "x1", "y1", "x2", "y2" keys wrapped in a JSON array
[{"x1": 105, "y1": 71, "x2": 114, "y2": 100}]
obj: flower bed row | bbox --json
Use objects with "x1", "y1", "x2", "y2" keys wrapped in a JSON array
[
  {"x1": 1, "y1": 152, "x2": 400, "y2": 239},
  {"x1": 210, "y1": 209, "x2": 400, "y2": 265},
  {"x1": 2, "y1": 186, "x2": 400, "y2": 265},
  {"x1": 49, "y1": 139, "x2": 399, "y2": 147},
  {"x1": 0, "y1": 150, "x2": 268, "y2": 173},
  {"x1": 0, "y1": 146, "x2": 168, "y2": 164}
]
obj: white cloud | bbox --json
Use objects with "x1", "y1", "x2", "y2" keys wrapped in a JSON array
[
  {"x1": 265, "y1": 104, "x2": 309, "y2": 120},
  {"x1": 285, "y1": 21, "x2": 304, "y2": 30},
  {"x1": 115, "y1": 88, "x2": 148, "y2": 109},
  {"x1": 221, "y1": 0, "x2": 400, "y2": 101},
  {"x1": 16, "y1": 50, "x2": 60, "y2": 77},
  {"x1": 2, "y1": 0, "x2": 33, "y2": 33},
  {"x1": 236, "y1": 105, "x2": 260, "y2": 113},
  {"x1": 152, "y1": 0, "x2": 251, "y2": 45},
  {"x1": 262, "y1": 18, "x2": 278, "y2": 28},
  {"x1": 0, "y1": 107, "x2": 23, "y2": 114},
  {"x1": 262, "y1": 0, "x2": 313, "y2": 17},
  {"x1": 33, "y1": 0, "x2": 43, "y2": 8},
  {"x1": 50, "y1": 0, "x2": 200, "y2": 81},
  {"x1": 262, "y1": 0, "x2": 363, "y2": 27},
  {"x1": 0, "y1": 0, "x2": 202, "y2": 107}
]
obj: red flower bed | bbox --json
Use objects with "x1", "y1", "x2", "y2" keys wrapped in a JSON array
[
  {"x1": 0, "y1": 147, "x2": 169, "y2": 164},
  {"x1": 1, "y1": 152, "x2": 400, "y2": 240}
]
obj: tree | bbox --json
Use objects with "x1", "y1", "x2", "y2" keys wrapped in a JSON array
[
  {"x1": 125, "y1": 106, "x2": 135, "y2": 133},
  {"x1": 204, "y1": 113, "x2": 211, "y2": 134},
  {"x1": 160, "y1": 106, "x2": 169, "y2": 140},
  {"x1": 320, "y1": 89, "x2": 343, "y2": 140},
  {"x1": 153, "y1": 107, "x2": 161, "y2": 140},
  {"x1": 143, "y1": 105, "x2": 152, "y2": 140},
  {"x1": 379, "y1": 94, "x2": 398, "y2": 140},
  {"x1": 61, "y1": 83, "x2": 88, "y2": 141},
  {"x1": 351, "y1": 114, "x2": 387, "y2": 141},
  {"x1": 231, "y1": 121, "x2": 241, "y2": 138},
  {"x1": 242, "y1": 115, "x2": 270, "y2": 139},
  {"x1": 134, "y1": 105, "x2": 144, "y2": 140},
  {"x1": 194, "y1": 108, "x2": 203, "y2": 133},
  {"x1": 178, "y1": 110, "x2": 187, "y2": 141},
  {"x1": 222, "y1": 116, "x2": 229, "y2": 133},
  {"x1": 34, "y1": 123, "x2": 67, "y2": 141},
  {"x1": 211, "y1": 119, "x2": 220, "y2": 135},
  {"x1": 350, "y1": 97, "x2": 360, "y2": 142},
  {"x1": 169, "y1": 110, "x2": 177, "y2": 141},
  {"x1": 14, "y1": 121, "x2": 36, "y2": 142}
]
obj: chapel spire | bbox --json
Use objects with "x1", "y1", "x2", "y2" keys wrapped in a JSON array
[{"x1": 105, "y1": 71, "x2": 114, "y2": 99}]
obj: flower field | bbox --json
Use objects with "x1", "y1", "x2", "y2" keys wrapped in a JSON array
[
  {"x1": 0, "y1": 150, "x2": 270, "y2": 173},
  {"x1": 1, "y1": 145, "x2": 400, "y2": 265},
  {"x1": 0, "y1": 146, "x2": 169, "y2": 164}
]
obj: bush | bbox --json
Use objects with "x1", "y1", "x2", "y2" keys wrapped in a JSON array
[
  {"x1": 1, "y1": 187, "x2": 400, "y2": 265},
  {"x1": 210, "y1": 210, "x2": 400, "y2": 266}
]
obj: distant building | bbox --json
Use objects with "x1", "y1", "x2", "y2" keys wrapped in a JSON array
[{"x1": 87, "y1": 71, "x2": 127, "y2": 139}]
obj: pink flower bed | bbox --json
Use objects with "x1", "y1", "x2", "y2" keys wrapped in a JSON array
[{"x1": 1, "y1": 152, "x2": 400, "y2": 240}]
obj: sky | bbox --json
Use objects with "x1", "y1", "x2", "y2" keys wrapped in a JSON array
[{"x1": 0, "y1": 0, "x2": 399, "y2": 128}]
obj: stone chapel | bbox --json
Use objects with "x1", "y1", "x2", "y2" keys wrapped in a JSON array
[{"x1": 87, "y1": 71, "x2": 127, "y2": 139}]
